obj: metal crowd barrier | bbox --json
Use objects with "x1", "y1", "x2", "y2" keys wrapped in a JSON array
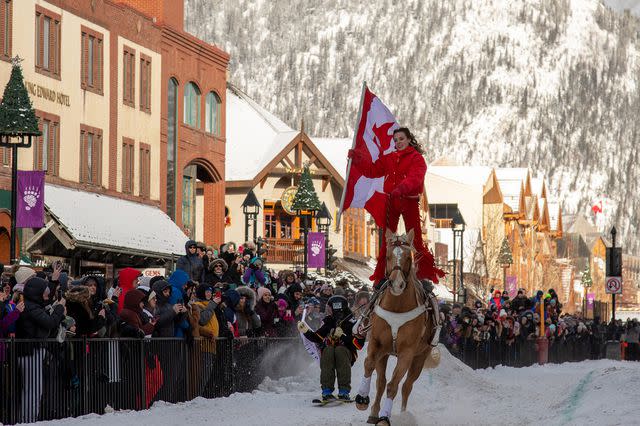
[
  {"x1": 0, "y1": 337, "x2": 307, "y2": 424},
  {"x1": 447, "y1": 336, "x2": 618, "y2": 369}
]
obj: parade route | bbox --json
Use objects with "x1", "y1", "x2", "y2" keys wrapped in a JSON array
[{"x1": 36, "y1": 346, "x2": 640, "y2": 426}]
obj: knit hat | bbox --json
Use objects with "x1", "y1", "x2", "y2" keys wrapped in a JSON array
[
  {"x1": 257, "y1": 287, "x2": 271, "y2": 300},
  {"x1": 14, "y1": 267, "x2": 36, "y2": 285},
  {"x1": 138, "y1": 276, "x2": 152, "y2": 289}
]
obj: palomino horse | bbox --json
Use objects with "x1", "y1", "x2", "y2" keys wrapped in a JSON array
[{"x1": 355, "y1": 229, "x2": 440, "y2": 426}]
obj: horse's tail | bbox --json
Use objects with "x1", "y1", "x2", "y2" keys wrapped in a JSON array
[{"x1": 423, "y1": 346, "x2": 441, "y2": 369}]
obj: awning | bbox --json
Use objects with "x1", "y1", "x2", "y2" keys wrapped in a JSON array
[{"x1": 26, "y1": 184, "x2": 188, "y2": 263}]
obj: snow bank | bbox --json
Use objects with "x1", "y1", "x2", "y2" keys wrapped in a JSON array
[{"x1": 35, "y1": 345, "x2": 640, "y2": 426}]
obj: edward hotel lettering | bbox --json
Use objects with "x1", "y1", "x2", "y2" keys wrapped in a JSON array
[{"x1": 25, "y1": 81, "x2": 71, "y2": 107}]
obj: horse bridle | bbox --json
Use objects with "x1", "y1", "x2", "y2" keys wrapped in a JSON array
[{"x1": 388, "y1": 239, "x2": 412, "y2": 281}]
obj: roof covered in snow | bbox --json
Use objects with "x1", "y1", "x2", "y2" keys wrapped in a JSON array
[
  {"x1": 312, "y1": 138, "x2": 351, "y2": 180},
  {"x1": 495, "y1": 167, "x2": 530, "y2": 182},
  {"x1": 427, "y1": 166, "x2": 493, "y2": 188},
  {"x1": 548, "y1": 201, "x2": 561, "y2": 231},
  {"x1": 499, "y1": 180, "x2": 523, "y2": 211},
  {"x1": 531, "y1": 177, "x2": 547, "y2": 198},
  {"x1": 225, "y1": 84, "x2": 298, "y2": 181},
  {"x1": 44, "y1": 184, "x2": 188, "y2": 256}
]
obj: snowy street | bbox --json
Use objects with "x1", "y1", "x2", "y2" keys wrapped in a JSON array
[{"x1": 36, "y1": 346, "x2": 639, "y2": 426}]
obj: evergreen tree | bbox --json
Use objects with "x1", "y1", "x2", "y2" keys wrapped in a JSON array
[
  {"x1": 0, "y1": 58, "x2": 40, "y2": 136},
  {"x1": 581, "y1": 264, "x2": 593, "y2": 288},
  {"x1": 498, "y1": 237, "x2": 513, "y2": 266},
  {"x1": 292, "y1": 164, "x2": 321, "y2": 212}
]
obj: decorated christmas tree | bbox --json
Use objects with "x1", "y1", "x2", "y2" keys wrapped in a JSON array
[
  {"x1": 292, "y1": 164, "x2": 321, "y2": 212},
  {"x1": 498, "y1": 237, "x2": 513, "y2": 266},
  {"x1": 0, "y1": 58, "x2": 40, "y2": 136},
  {"x1": 581, "y1": 264, "x2": 593, "y2": 288}
]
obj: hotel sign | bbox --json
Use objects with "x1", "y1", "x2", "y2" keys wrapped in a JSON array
[{"x1": 25, "y1": 81, "x2": 71, "y2": 107}]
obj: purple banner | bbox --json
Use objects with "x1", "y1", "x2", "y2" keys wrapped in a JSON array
[
  {"x1": 506, "y1": 276, "x2": 518, "y2": 298},
  {"x1": 307, "y1": 232, "x2": 326, "y2": 268},
  {"x1": 586, "y1": 293, "x2": 595, "y2": 310},
  {"x1": 16, "y1": 170, "x2": 45, "y2": 228}
]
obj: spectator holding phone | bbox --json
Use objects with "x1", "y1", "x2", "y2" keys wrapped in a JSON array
[
  {"x1": 204, "y1": 258, "x2": 234, "y2": 290},
  {"x1": 236, "y1": 286, "x2": 261, "y2": 337},
  {"x1": 255, "y1": 287, "x2": 278, "y2": 337}
]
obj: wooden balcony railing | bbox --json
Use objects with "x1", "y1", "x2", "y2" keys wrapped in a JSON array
[
  {"x1": 264, "y1": 238, "x2": 304, "y2": 264},
  {"x1": 433, "y1": 218, "x2": 453, "y2": 229}
]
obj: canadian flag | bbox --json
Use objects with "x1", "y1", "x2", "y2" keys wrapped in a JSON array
[{"x1": 339, "y1": 85, "x2": 398, "y2": 227}]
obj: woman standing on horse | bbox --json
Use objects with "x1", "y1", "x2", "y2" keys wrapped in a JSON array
[{"x1": 348, "y1": 127, "x2": 445, "y2": 287}]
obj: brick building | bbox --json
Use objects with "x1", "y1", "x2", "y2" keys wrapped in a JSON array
[
  {"x1": 116, "y1": 0, "x2": 229, "y2": 245},
  {"x1": 0, "y1": 0, "x2": 229, "y2": 274}
]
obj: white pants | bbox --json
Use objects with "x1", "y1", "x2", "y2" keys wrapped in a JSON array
[{"x1": 18, "y1": 347, "x2": 45, "y2": 423}]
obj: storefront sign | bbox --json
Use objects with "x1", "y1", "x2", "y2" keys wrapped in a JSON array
[
  {"x1": 25, "y1": 81, "x2": 71, "y2": 107},
  {"x1": 140, "y1": 268, "x2": 167, "y2": 277},
  {"x1": 281, "y1": 186, "x2": 298, "y2": 215}
]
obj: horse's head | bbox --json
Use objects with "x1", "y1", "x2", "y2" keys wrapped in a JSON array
[{"x1": 385, "y1": 229, "x2": 415, "y2": 296}]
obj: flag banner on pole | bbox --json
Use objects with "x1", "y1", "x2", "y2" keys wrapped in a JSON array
[
  {"x1": 16, "y1": 170, "x2": 45, "y2": 228},
  {"x1": 307, "y1": 231, "x2": 325, "y2": 268},
  {"x1": 506, "y1": 276, "x2": 518, "y2": 299},
  {"x1": 300, "y1": 308, "x2": 321, "y2": 364},
  {"x1": 340, "y1": 85, "x2": 399, "y2": 227}
]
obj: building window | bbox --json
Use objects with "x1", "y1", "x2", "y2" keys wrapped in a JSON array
[
  {"x1": 123, "y1": 46, "x2": 135, "y2": 107},
  {"x1": 80, "y1": 125, "x2": 102, "y2": 185},
  {"x1": 81, "y1": 26, "x2": 103, "y2": 94},
  {"x1": 35, "y1": 6, "x2": 61, "y2": 78},
  {"x1": 34, "y1": 111, "x2": 60, "y2": 176},
  {"x1": 139, "y1": 143, "x2": 150, "y2": 198},
  {"x1": 122, "y1": 138, "x2": 135, "y2": 194},
  {"x1": 139, "y1": 54, "x2": 151, "y2": 113},
  {"x1": 166, "y1": 78, "x2": 178, "y2": 220},
  {"x1": 0, "y1": 0, "x2": 12, "y2": 60},
  {"x1": 205, "y1": 91, "x2": 221, "y2": 135},
  {"x1": 183, "y1": 82, "x2": 200, "y2": 128}
]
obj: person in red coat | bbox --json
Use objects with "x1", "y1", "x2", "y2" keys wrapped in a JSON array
[{"x1": 348, "y1": 127, "x2": 444, "y2": 285}]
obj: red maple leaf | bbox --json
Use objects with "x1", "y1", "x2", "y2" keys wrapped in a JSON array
[{"x1": 371, "y1": 122, "x2": 395, "y2": 153}]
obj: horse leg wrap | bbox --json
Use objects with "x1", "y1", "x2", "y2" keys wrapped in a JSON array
[
  {"x1": 379, "y1": 397, "x2": 393, "y2": 418},
  {"x1": 357, "y1": 376, "x2": 372, "y2": 397}
]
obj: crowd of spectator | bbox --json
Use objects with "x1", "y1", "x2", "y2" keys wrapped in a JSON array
[{"x1": 441, "y1": 287, "x2": 640, "y2": 368}]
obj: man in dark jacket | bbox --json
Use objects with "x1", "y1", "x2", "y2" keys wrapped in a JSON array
[
  {"x1": 151, "y1": 280, "x2": 184, "y2": 337},
  {"x1": 176, "y1": 240, "x2": 205, "y2": 283},
  {"x1": 298, "y1": 295, "x2": 365, "y2": 402},
  {"x1": 16, "y1": 277, "x2": 66, "y2": 423}
]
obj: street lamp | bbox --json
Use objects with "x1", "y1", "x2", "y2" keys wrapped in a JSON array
[
  {"x1": 0, "y1": 58, "x2": 41, "y2": 265},
  {"x1": 452, "y1": 210, "x2": 466, "y2": 304},
  {"x1": 241, "y1": 189, "x2": 260, "y2": 242},
  {"x1": 315, "y1": 202, "x2": 332, "y2": 234}
]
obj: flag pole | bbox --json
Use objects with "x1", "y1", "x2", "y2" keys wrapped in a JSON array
[{"x1": 336, "y1": 81, "x2": 367, "y2": 232}]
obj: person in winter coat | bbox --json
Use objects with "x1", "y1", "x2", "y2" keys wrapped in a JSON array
[
  {"x1": 117, "y1": 268, "x2": 141, "y2": 313},
  {"x1": 119, "y1": 290, "x2": 154, "y2": 337},
  {"x1": 205, "y1": 258, "x2": 235, "y2": 289},
  {"x1": 167, "y1": 270, "x2": 193, "y2": 338},
  {"x1": 222, "y1": 289, "x2": 241, "y2": 337},
  {"x1": 151, "y1": 280, "x2": 184, "y2": 337},
  {"x1": 235, "y1": 286, "x2": 261, "y2": 336},
  {"x1": 65, "y1": 285, "x2": 107, "y2": 337},
  {"x1": 489, "y1": 290, "x2": 503, "y2": 312},
  {"x1": 298, "y1": 295, "x2": 365, "y2": 401},
  {"x1": 176, "y1": 240, "x2": 205, "y2": 283},
  {"x1": 254, "y1": 287, "x2": 279, "y2": 337},
  {"x1": 242, "y1": 257, "x2": 266, "y2": 288},
  {"x1": 16, "y1": 277, "x2": 66, "y2": 423},
  {"x1": 284, "y1": 282, "x2": 305, "y2": 321},
  {"x1": 348, "y1": 127, "x2": 445, "y2": 285},
  {"x1": 318, "y1": 284, "x2": 334, "y2": 313}
]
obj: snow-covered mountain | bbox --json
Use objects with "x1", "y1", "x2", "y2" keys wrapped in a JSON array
[{"x1": 185, "y1": 0, "x2": 640, "y2": 253}]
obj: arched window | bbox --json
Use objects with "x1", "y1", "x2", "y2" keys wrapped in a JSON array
[
  {"x1": 167, "y1": 77, "x2": 178, "y2": 220},
  {"x1": 183, "y1": 82, "x2": 201, "y2": 128},
  {"x1": 205, "y1": 91, "x2": 222, "y2": 136}
]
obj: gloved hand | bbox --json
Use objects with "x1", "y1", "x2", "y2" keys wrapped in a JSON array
[
  {"x1": 348, "y1": 149, "x2": 366, "y2": 165},
  {"x1": 334, "y1": 327, "x2": 344, "y2": 338},
  {"x1": 297, "y1": 321, "x2": 310, "y2": 333},
  {"x1": 390, "y1": 187, "x2": 403, "y2": 199}
]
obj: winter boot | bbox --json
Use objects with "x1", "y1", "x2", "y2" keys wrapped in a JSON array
[
  {"x1": 322, "y1": 388, "x2": 336, "y2": 401},
  {"x1": 337, "y1": 389, "x2": 351, "y2": 401}
]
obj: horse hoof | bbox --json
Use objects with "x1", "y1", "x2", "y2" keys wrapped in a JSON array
[
  {"x1": 355, "y1": 394, "x2": 370, "y2": 411},
  {"x1": 376, "y1": 417, "x2": 391, "y2": 426},
  {"x1": 367, "y1": 416, "x2": 379, "y2": 424}
]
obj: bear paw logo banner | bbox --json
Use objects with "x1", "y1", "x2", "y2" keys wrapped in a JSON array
[
  {"x1": 17, "y1": 170, "x2": 45, "y2": 228},
  {"x1": 339, "y1": 84, "x2": 399, "y2": 227},
  {"x1": 307, "y1": 232, "x2": 325, "y2": 268}
]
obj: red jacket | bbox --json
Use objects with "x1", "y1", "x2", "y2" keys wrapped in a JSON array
[{"x1": 354, "y1": 146, "x2": 426, "y2": 197}]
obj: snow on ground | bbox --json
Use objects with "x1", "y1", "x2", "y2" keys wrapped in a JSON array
[{"x1": 35, "y1": 345, "x2": 639, "y2": 426}]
